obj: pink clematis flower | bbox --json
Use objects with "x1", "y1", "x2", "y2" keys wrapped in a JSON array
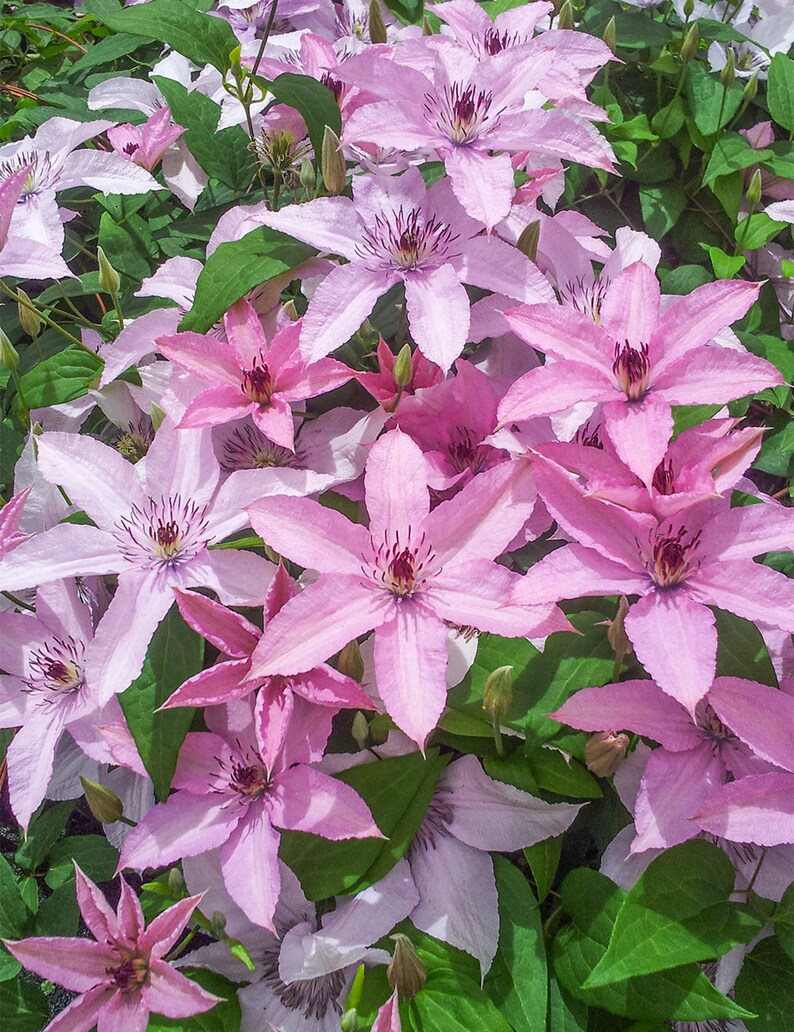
[
  {"x1": 4, "y1": 865, "x2": 220, "y2": 1032},
  {"x1": 119, "y1": 698, "x2": 383, "y2": 931},
  {"x1": 108, "y1": 107, "x2": 185, "y2": 171},
  {"x1": 157, "y1": 299, "x2": 351, "y2": 450},
  {"x1": 0, "y1": 424, "x2": 275, "y2": 700},
  {"x1": 498, "y1": 262, "x2": 778, "y2": 486},
  {"x1": 0, "y1": 165, "x2": 72, "y2": 279},
  {"x1": 246, "y1": 429, "x2": 567, "y2": 747},
  {"x1": 249, "y1": 166, "x2": 554, "y2": 371},
  {"x1": 358, "y1": 337, "x2": 443, "y2": 410},
  {"x1": 550, "y1": 676, "x2": 790, "y2": 853},
  {"x1": 0, "y1": 486, "x2": 31, "y2": 557},
  {"x1": 694, "y1": 772, "x2": 794, "y2": 847},
  {"x1": 513, "y1": 455, "x2": 794, "y2": 714}
]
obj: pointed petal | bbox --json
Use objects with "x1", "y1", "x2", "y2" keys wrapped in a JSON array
[
  {"x1": 444, "y1": 147, "x2": 513, "y2": 230},
  {"x1": 269, "y1": 765, "x2": 382, "y2": 839},
  {"x1": 300, "y1": 263, "x2": 390, "y2": 363},
  {"x1": 59, "y1": 150, "x2": 161, "y2": 193},
  {"x1": 157, "y1": 332, "x2": 241, "y2": 384},
  {"x1": 694, "y1": 773, "x2": 794, "y2": 846},
  {"x1": 512, "y1": 542, "x2": 648, "y2": 606},
  {"x1": 251, "y1": 395, "x2": 296, "y2": 451},
  {"x1": 178, "y1": 387, "x2": 253, "y2": 428},
  {"x1": 404, "y1": 264, "x2": 469, "y2": 373},
  {"x1": 651, "y1": 347, "x2": 782, "y2": 404},
  {"x1": 189, "y1": 549, "x2": 275, "y2": 607},
  {"x1": 689, "y1": 560, "x2": 794, "y2": 633},
  {"x1": 142, "y1": 895, "x2": 204, "y2": 957},
  {"x1": 365, "y1": 430, "x2": 430, "y2": 542},
  {"x1": 143, "y1": 961, "x2": 221, "y2": 1016},
  {"x1": 698, "y1": 501, "x2": 794, "y2": 561},
  {"x1": 603, "y1": 395, "x2": 674, "y2": 488},
  {"x1": 173, "y1": 588, "x2": 259, "y2": 658},
  {"x1": 600, "y1": 261, "x2": 660, "y2": 345},
  {"x1": 0, "y1": 523, "x2": 120, "y2": 591},
  {"x1": 44, "y1": 984, "x2": 116, "y2": 1032},
  {"x1": 503, "y1": 303, "x2": 615, "y2": 369},
  {"x1": 119, "y1": 791, "x2": 238, "y2": 872},
  {"x1": 456, "y1": 234, "x2": 555, "y2": 304},
  {"x1": 247, "y1": 495, "x2": 367, "y2": 574},
  {"x1": 497, "y1": 362, "x2": 613, "y2": 423},
  {"x1": 292, "y1": 664, "x2": 375, "y2": 710},
  {"x1": 6, "y1": 712, "x2": 64, "y2": 830},
  {"x1": 164, "y1": 659, "x2": 254, "y2": 710},
  {"x1": 220, "y1": 802, "x2": 280, "y2": 931},
  {"x1": 624, "y1": 591, "x2": 717, "y2": 714},
  {"x1": 74, "y1": 867, "x2": 119, "y2": 945},
  {"x1": 248, "y1": 196, "x2": 360, "y2": 260},
  {"x1": 2, "y1": 938, "x2": 115, "y2": 992},
  {"x1": 710, "y1": 678, "x2": 794, "y2": 773}
]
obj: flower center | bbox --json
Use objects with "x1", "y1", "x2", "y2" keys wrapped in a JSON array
[
  {"x1": 646, "y1": 525, "x2": 701, "y2": 588},
  {"x1": 652, "y1": 459, "x2": 676, "y2": 495},
  {"x1": 320, "y1": 70, "x2": 346, "y2": 103},
  {"x1": 214, "y1": 742, "x2": 271, "y2": 802},
  {"x1": 573, "y1": 420, "x2": 604, "y2": 449},
  {"x1": 261, "y1": 945, "x2": 346, "y2": 1020},
  {"x1": 411, "y1": 790, "x2": 454, "y2": 852},
  {"x1": 25, "y1": 636, "x2": 85, "y2": 698},
  {"x1": 241, "y1": 358, "x2": 274, "y2": 405},
  {"x1": 357, "y1": 205, "x2": 458, "y2": 271},
  {"x1": 612, "y1": 340, "x2": 650, "y2": 400},
  {"x1": 560, "y1": 277, "x2": 608, "y2": 324},
  {"x1": 0, "y1": 150, "x2": 61, "y2": 201},
  {"x1": 367, "y1": 529, "x2": 438, "y2": 597},
  {"x1": 695, "y1": 701, "x2": 737, "y2": 751},
  {"x1": 425, "y1": 82, "x2": 502, "y2": 145},
  {"x1": 115, "y1": 495, "x2": 210, "y2": 571},
  {"x1": 107, "y1": 950, "x2": 149, "y2": 993},
  {"x1": 481, "y1": 26, "x2": 521, "y2": 55},
  {"x1": 447, "y1": 427, "x2": 492, "y2": 474},
  {"x1": 218, "y1": 423, "x2": 300, "y2": 472}
]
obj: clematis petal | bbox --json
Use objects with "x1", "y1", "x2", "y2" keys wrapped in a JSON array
[
  {"x1": 694, "y1": 773, "x2": 794, "y2": 846},
  {"x1": 220, "y1": 802, "x2": 281, "y2": 931},
  {"x1": 365, "y1": 430, "x2": 430, "y2": 542},
  {"x1": 119, "y1": 791, "x2": 239, "y2": 872},
  {"x1": 143, "y1": 961, "x2": 222, "y2": 1017},
  {"x1": 603, "y1": 394, "x2": 674, "y2": 488},
  {"x1": 2, "y1": 938, "x2": 116, "y2": 992},
  {"x1": 269, "y1": 765, "x2": 382, "y2": 840},
  {"x1": 300, "y1": 263, "x2": 393, "y2": 364},
  {"x1": 709, "y1": 678, "x2": 794, "y2": 773},
  {"x1": 404, "y1": 264, "x2": 470, "y2": 373}
]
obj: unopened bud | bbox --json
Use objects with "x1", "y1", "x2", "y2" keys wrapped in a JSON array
[
  {"x1": 0, "y1": 328, "x2": 19, "y2": 372},
  {"x1": 585, "y1": 730, "x2": 630, "y2": 778},
  {"x1": 516, "y1": 221, "x2": 541, "y2": 263},
  {"x1": 387, "y1": 934, "x2": 426, "y2": 1000},
  {"x1": 282, "y1": 298, "x2": 299, "y2": 322},
  {"x1": 743, "y1": 71, "x2": 759, "y2": 103},
  {"x1": 17, "y1": 290, "x2": 40, "y2": 339},
  {"x1": 483, "y1": 665, "x2": 513, "y2": 721},
  {"x1": 557, "y1": 1, "x2": 574, "y2": 30},
  {"x1": 229, "y1": 44, "x2": 243, "y2": 80},
  {"x1": 369, "y1": 0, "x2": 387, "y2": 44},
  {"x1": 683, "y1": 0, "x2": 695, "y2": 16},
  {"x1": 603, "y1": 16, "x2": 616, "y2": 54},
  {"x1": 607, "y1": 595, "x2": 631, "y2": 665},
  {"x1": 351, "y1": 711, "x2": 370, "y2": 750},
  {"x1": 422, "y1": 17, "x2": 433, "y2": 35},
  {"x1": 97, "y1": 246, "x2": 121, "y2": 296},
  {"x1": 338, "y1": 639, "x2": 365, "y2": 682},
  {"x1": 210, "y1": 910, "x2": 227, "y2": 937},
  {"x1": 168, "y1": 866, "x2": 185, "y2": 894},
  {"x1": 321, "y1": 126, "x2": 347, "y2": 195},
  {"x1": 79, "y1": 776, "x2": 123, "y2": 823},
  {"x1": 747, "y1": 168, "x2": 762, "y2": 207},
  {"x1": 720, "y1": 49, "x2": 735, "y2": 87},
  {"x1": 681, "y1": 23, "x2": 699, "y2": 63},
  {"x1": 392, "y1": 343, "x2": 413, "y2": 388},
  {"x1": 150, "y1": 402, "x2": 166, "y2": 431},
  {"x1": 299, "y1": 157, "x2": 316, "y2": 193},
  {"x1": 340, "y1": 1010, "x2": 360, "y2": 1032}
]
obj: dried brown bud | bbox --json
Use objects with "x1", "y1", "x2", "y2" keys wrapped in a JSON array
[
  {"x1": 585, "y1": 730, "x2": 630, "y2": 777},
  {"x1": 387, "y1": 933, "x2": 426, "y2": 1000}
]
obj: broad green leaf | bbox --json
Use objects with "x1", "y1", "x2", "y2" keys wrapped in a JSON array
[
  {"x1": 703, "y1": 134, "x2": 772, "y2": 186},
  {"x1": 83, "y1": 0, "x2": 238, "y2": 72},
  {"x1": 554, "y1": 868, "x2": 756, "y2": 1021},
  {"x1": 735, "y1": 212, "x2": 787, "y2": 251},
  {"x1": 0, "y1": 855, "x2": 28, "y2": 938},
  {"x1": 99, "y1": 210, "x2": 154, "y2": 283},
  {"x1": 18, "y1": 346, "x2": 103, "y2": 409},
  {"x1": 651, "y1": 97, "x2": 685, "y2": 139},
  {"x1": 548, "y1": 974, "x2": 589, "y2": 1031},
  {"x1": 734, "y1": 935, "x2": 794, "y2": 1032},
  {"x1": 686, "y1": 63, "x2": 743, "y2": 136},
  {"x1": 119, "y1": 604, "x2": 203, "y2": 802},
  {"x1": 584, "y1": 841, "x2": 763, "y2": 986},
  {"x1": 659, "y1": 265, "x2": 712, "y2": 295},
  {"x1": 775, "y1": 883, "x2": 794, "y2": 962},
  {"x1": 180, "y1": 227, "x2": 316, "y2": 333},
  {"x1": 524, "y1": 835, "x2": 563, "y2": 904},
  {"x1": 672, "y1": 404, "x2": 723, "y2": 434},
  {"x1": 15, "y1": 801, "x2": 74, "y2": 872},
  {"x1": 18, "y1": 876, "x2": 38, "y2": 915},
  {"x1": 0, "y1": 980, "x2": 50, "y2": 1032},
  {"x1": 524, "y1": 744, "x2": 601, "y2": 799},
  {"x1": 149, "y1": 970, "x2": 241, "y2": 1031},
  {"x1": 65, "y1": 32, "x2": 146, "y2": 80},
  {"x1": 280, "y1": 750, "x2": 449, "y2": 899},
  {"x1": 383, "y1": 0, "x2": 424, "y2": 25},
  {"x1": 639, "y1": 184, "x2": 687, "y2": 240},
  {"x1": 0, "y1": 947, "x2": 21, "y2": 983},
  {"x1": 767, "y1": 53, "x2": 794, "y2": 132},
  {"x1": 702, "y1": 245, "x2": 745, "y2": 280},
  {"x1": 44, "y1": 835, "x2": 119, "y2": 889},
  {"x1": 484, "y1": 857, "x2": 548, "y2": 1029},
  {"x1": 154, "y1": 77, "x2": 254, "y2": 191},
  {"x1": 34, "y1": 879, "x2": 80, "y2": 937},
  {"x1": 715, "y1": 609, "x2": 778, "y2": 685},
  {"x1": 252, "y1": 73, "x2": 341, "y2": 165},
  {"x1": 710, "y1": 169, "x2": 743, "y2": 221}
]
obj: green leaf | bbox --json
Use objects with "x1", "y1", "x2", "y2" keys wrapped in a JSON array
[
  {"x1": 767, "y1": 53, "x2": 794, "y2": 132},
  {"x1": 0, "y1": 980, "x2": 50, "y2": 1032},
  {"x1": 15, "y1": 801, "x2": 74, "y2": 872},
  {"x1": 383, "y1": 0, "x2": 424, "y2": 25},
  {"x1": 584, "y1": 841, "x2": 763, "y2": 986},
  {"x1": 651, "y1": 97, "x2": 685, "y2": 139},
  {"x1": 735, "y1": 212, "x2": 786, "y2": 251},
  {"x1": 639, "y1": 184, "x2": 687, "y2": 240},
  {"x1": 34, "y1": 878, "x2": 80, "y2": 937},
  {"x1": 686, "y1": 62, "x2": 744, "y2": 136},
  {"x1": 280, "y1": 750, "x2": 448, "y2": 899},
  {"x1": 154, "y1": 77, "x2": 254, "y2": 191},
  {"x1": 0, "y1": 855, "x2": 28, "y2": 938},
  {"x1": 702, "y1": 245, "x2": 745, "y2": 279},
  {"x1": 83, "y1": 0, "x2": 238, "y2": 72},
  {"x1": 671, "y1": 404, "x2": 722, "y2": 435},
  {"x1": 554, "y1": 868, "x2": 756, "y2": 1021},
  {"x1": 99, "y1": 210, "x2": 154, "y2": 283},
  {"x1": 775, "y1": 883, "x2": 794, "y2": 962},
  {"x1": 65, "y1": 32, "x2": 146, "y2": 80},
  {"x1": 714, "y1": 609, "x2": 778, "y2": 686},
  {"x1": 253, "y1": 73, "x2": 341, "y2": 165},
  {"x1": 524, "y1": 744, "x2": 602, "y2": 799},
  {"x1": 0, "y1": 947, "x2": 22, "y2": 983},
  {"x1": 710, "y1": 169, "x2": 743, "y2": 221},
  {"x1": 734, "y1": 935, "x2": 794, "y2": 1032},
  {"x1": 524, "y1": 835, "x2": 563, "y2": 904},
  {"x1": 548, "y1": 973, "x2": 588, "y2": 1031},
  {"x1": 484, "y1": 857, "x2": 548, "y2": 1029},
  {"x1": 119, "y1": 604, "x2": 204, "y2": 801},
  {"x1": 180, "y1": 226, "x2": 316, "y2": 333},
  {"x1": 44, "y1": 835, "x2": 119, "y2": 889},
  {"x1": 18, "y1": 346, "x2": 103, "y2": 409},
  {"x1": 703, "y1": 134, "x2": 771, "y2": 186},
  {"x1": 149, "y1": 970, "x2": 241, "y2": 1031}
]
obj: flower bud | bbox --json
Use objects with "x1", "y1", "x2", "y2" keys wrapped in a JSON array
[
  {"x1": 603, "y1": 16, "x2": 616, "y2": 54},
  {"x1": 17, "y1": 289, "x2": 41, "y2": 339},
  {"x1": 167, "y1": 866, "x2": 185, "y2": 895},
  {"x1": 422, "y1": 17, "x2": 433, "y2": 35},
  {"x1": 516, "y1": 221, "x2": 540, "y2": 263},
  {"x1": 0, "y1": 328, "x2": 19, "y2": 372},
  {"x1": 557, "y1": 1, "x2": 574, "y2": 30},
  {"x1": 743, "y1": 71, "x2": 759, "y2": 103},
  {"x1": 351, "y1": 711, "x2": 370, "y2": 750},
  {"x1": 341, "y1": 1010, "x2": 360, "y2": 1032},
  {"x1": 387, "y1": 934, "x2": 426, "y2": 1000},
  {"x1": 585, "y1": 730, "x2": 630, "y2": 778},
  {"x1": 392, "y1": 343, "x2": 413, "y2": 388},
  {"x1": 97, "y1": 246, "x2": 121, "y2": 296},
  {"x1": 681, "y1": 23, "x2": 699, "y2": 64},
  {"x1": 607, "y1": 595, "x2": 631, "y2": 666},
  {"x1": 321, "y1": 126, "x2": 347, "y2": 196},
  {"x1": 683, "y1": 0, "x2": 695, "y2": 16},
  {"x1": 720, "y1": 49, "x2": 735, "y2": 87},
  {"x1": 482, "y1": 665, "x2": 513, "y2": 722},
  {"x1": 150, "y1": 402, "x2": 166, "y2": 431},
  {"x1": 746, "y1": 168, "x2": 762, "y2": 207},
  {"x1": 369, "y1": 0, "x2": 388, "y2": 44},
  {"x1": 80, "y1": 776, "x2": 124, "y2": 824},
  {"x1": 299, "y1": 157, "x2": 316, "y2": 193},
  {"x1": 338, "y1": 639, "x2": 365, "y2": 682},
  {"x1": 282, "y1": 298, "x2": 299, "y2": 321},
  {"x1": 210, "y1": 910, "x2": 227, "y2": 937}
]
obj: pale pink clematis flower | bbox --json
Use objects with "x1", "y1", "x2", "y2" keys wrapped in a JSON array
[
  {"x1": 249, "y1": 166, "x2": 554, "y2": 370},
  {"x1": 513, "y1": 455, "x2": 794, "y2": 715},
  {"x1": 157, "y1": 299, "x2": 351, "y2": 450},
  {"x1": 694, "y1": 772, "x2": 794, "y2": 846},
  {"x1": 107, "y1": 107, "x2": 185, "y2": 171},
  {"x1": 4, "y1": 865, "x2": 220, "y2": 1032},
  {"x1": 498, "y1": 262, "x2": 777, "y2": 486},
  {"x1": 119, "y1": 698, "x2": 383, "y2": 931},
  {"x1": 0, "y1": 486, "x2": 31, "y2": 557},
  {"x1": 0, "y1": 165, "x2": 72, "y2": 279},
  {"x1": 246, "y1": 429, "x2": 568, "y2": 747}
]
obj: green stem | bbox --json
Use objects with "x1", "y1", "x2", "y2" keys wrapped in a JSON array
[
  {"x1": 110, "y1": 290, "x2": 124, "y2": 331},
  {"x1": 2, "y1": 591, "x2": 35, "y2": 612},
  {"x1": 0, "y1": 280, "x2": 90, "y2": 351}
]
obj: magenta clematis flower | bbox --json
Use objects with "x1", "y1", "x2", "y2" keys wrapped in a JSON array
[
  {"x1": 694, "y1": 772, "x2": 794, "y2": 847},
  {"x1": 337, "y1": 46, "x2": 615, "y2": 228},
  {"x1": 247, "y1": 166, "x2": 555, "y2": 370},
  {"x1": 119, "y1": 698, "x2": 383, "y2": 931},
  {"x1": 358, "y1": 337, "x2": 443, "y2": 409},
  {"x1": 373, "y1": 993, "x2": 402, "y2": 1032},
  {"x1": 162, "y1": 563, "x2": 375, "y2": 772},
  {"x1": 498, "y1": 263, "x2": 779, "y2": 487},
  {"x1": 107, "y1": 107, "x2": 185, "y2": 171},
  {"x1": 246, "y1": 429, "x2": 567, "y2": 747},
  {"x1": 0, "y1": 424, "x2": 275, "y2": 700},
  {"x1": 4, "y1": 866, "x2": 220, "y2": 1032},
  {"x1": 550, "y1": 677, "x2": 790, "y2": 852},
  {"x1": 513, "y1": 455, "x2": 794, "y2": 715},
  {"x1": 157, "y1": 299, "x2": 352, "y2": 450}
]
